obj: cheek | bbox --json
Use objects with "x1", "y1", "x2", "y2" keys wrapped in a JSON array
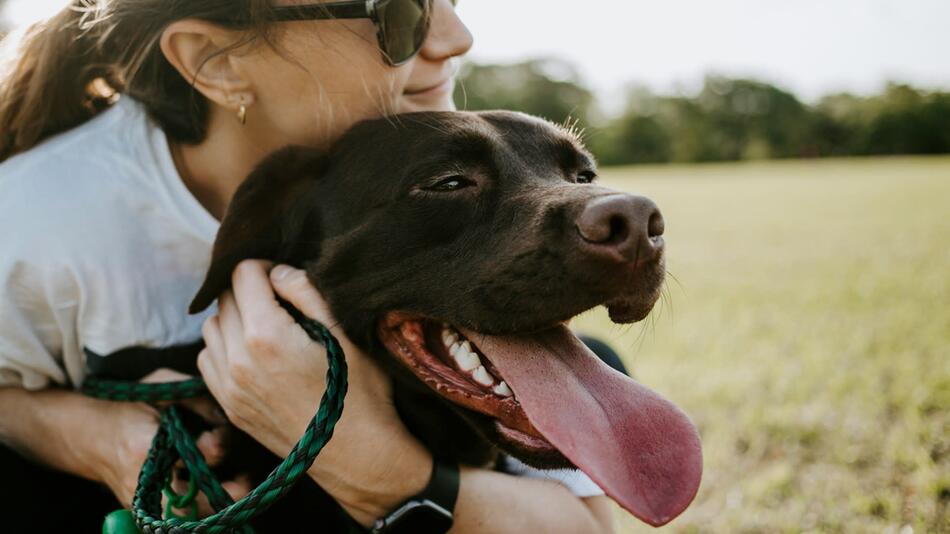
[{"x1": 253, "y1": 23, "x2": 408, "y2": 144}]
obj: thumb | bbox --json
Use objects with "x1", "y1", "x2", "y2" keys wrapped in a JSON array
[{"x1": 270, "y1": 264, "x2": 335, "y2": 324}]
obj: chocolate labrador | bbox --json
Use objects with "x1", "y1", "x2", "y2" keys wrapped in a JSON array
[{"x1": 190, "y1": 111, "x2": 702, "y2": 527}]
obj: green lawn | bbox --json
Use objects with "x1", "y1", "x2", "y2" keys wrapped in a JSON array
[{"x1": 572, "y1": 156, "x2": 950, "y2": 533}]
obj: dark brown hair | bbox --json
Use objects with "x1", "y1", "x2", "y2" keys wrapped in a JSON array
[{"x1": 0, "y1": 0, "x2": 277, "y2": 162}]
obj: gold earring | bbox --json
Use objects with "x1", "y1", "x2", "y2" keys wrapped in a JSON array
[{"x1": 237, "y1": 104, "x2": 247, "y2": 126}]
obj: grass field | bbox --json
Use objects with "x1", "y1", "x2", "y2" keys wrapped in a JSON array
[{"x1": 571, "y1": 156, "x2": 950, "y2": 533}]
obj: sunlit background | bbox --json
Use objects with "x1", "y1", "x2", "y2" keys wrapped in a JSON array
[
  {"x1": 2, "y1": 1, "x2": 947, "y2": 533},
  {"x1": 4, "y1": 0, "x2": 950, "y2": 107}
]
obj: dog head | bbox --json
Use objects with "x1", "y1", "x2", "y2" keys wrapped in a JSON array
[{"x1": 191, "y1": 111, "x2": 701, "y2": 526}]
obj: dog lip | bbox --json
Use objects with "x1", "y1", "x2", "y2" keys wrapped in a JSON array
[
  {"x1": 605, "y1": 297, "x2": 657, "y2": 324},
  {"x1": 378, "y1": 313, "x2": 545, "y2": 439},
  {"x1": 494, "y1": 420, "x2": 560, "y2": 454}
]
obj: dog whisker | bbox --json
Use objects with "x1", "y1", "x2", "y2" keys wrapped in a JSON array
[
  {"x1": 662, "y1": 284, "x2": 676, "y2": 328},
  {"x1": 666, "y1": 269, "x2": 686, "y2": 296}
]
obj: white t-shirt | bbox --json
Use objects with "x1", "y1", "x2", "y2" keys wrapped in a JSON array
[{"x1": 0, "y1": 96, "x2": 602, "y2": 497}]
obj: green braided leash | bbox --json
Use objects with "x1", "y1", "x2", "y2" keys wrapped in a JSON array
[{"x1": 84, "y1": 299, "x2": 348, "y2": 533}]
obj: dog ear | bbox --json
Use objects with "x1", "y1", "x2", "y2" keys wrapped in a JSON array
[{"x1": 189, "y1": 146, "x2": 326, "y2": 314}]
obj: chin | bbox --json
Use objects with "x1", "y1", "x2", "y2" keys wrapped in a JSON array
[{"x1": 399, "y1": 94, "x2": 456, "y2": 113}]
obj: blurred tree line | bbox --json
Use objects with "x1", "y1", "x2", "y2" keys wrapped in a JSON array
[{"x1": 453, "y1": 59, "x2": 950, "y2": 166}]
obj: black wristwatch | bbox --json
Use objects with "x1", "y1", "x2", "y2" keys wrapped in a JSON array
[{"x1": 370, "y1": 458, "x2": 460, "y2": 534}]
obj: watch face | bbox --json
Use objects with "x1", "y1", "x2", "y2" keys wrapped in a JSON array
[{"x1": 379, "y1": 499, "x2": 454, "y2": 534}]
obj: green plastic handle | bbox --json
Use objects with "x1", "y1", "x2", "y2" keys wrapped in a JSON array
[{"x1": 102, "y1": 509, "x2": 139, "y2": 534}]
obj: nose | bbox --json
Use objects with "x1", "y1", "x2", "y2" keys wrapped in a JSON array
[
  {"x1": 419, "y1": 0, "x2": 475, "y2": 62},
  {"x1": 575, "y1": 194, "x2": 665, "y2": 263}
]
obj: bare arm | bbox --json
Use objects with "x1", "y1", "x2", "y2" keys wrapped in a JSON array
[
  {"x1": 0, "y1": 382, "x2": 245, "y2": 511},
  {"x1": 451, "y1": 468, "x2": 614, "y2": 534},
  {"x1": 0, "y1": 386, "x2": 155, "y2": 502}
]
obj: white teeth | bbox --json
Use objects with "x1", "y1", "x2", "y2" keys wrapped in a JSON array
[
  {"x1": 437, "y1": 327, "x2": 500, "y2": 389},
  {"x1": 443, "y1": 329, "x2": 479, "y2": 371},
  {"x1": 454, "y1": 344, "x2": 481, "y2": 372},
  {"x1": 473, "y1": 365, "x2": 494, "y2": 387},
  {"x1": 493, "y1": 381, "x2": 513, "y2": 397},
  {"x1": 442, "y1": 329, "x2": 459, "y2": 346}
]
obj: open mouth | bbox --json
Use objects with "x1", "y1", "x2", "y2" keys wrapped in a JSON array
[
  {"x1": 378, "y1": 310, "x2": 704, "y2": 527},
  {"x1": 378, "y1": 313, "x2": 561, "y2": 458}
]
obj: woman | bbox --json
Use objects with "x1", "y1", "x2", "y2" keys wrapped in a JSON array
[{"x1": 0, "y1": 0, "x2": 614, "y2": 531}]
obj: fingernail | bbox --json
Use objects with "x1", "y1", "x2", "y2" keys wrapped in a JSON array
[{"x1": 271, "y1": 265, "x2": 293, "y2": 281}]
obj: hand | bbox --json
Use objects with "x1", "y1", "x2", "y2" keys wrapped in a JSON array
[
  {"x1": 97, "y1": 369, "x2": 251, "y2": 515},
  {"x1": 198, "y1": 260, "x2": 432, "y2": 525}
]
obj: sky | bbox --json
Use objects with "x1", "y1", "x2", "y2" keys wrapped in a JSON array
[{"x1": 4, "y1": 0, "x2": 948, "y2": 109}]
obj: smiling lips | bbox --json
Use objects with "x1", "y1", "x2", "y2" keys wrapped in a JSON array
[{"x1": 404, "y1": 78, "x2": 453, "y2": 96}]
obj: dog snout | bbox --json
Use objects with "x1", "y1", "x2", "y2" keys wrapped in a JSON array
[{"x1": 575, "y1": 194, "x2": 665, "y2": 263}]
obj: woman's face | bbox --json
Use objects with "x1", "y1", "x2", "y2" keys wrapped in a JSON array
[{"x1": 245, "y1": 0, "x2": 473, "y2": 149}]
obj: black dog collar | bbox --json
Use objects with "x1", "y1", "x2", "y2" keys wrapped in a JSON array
[{"x1": 370, "y1": 458, "x2": 459, "y2": 533}]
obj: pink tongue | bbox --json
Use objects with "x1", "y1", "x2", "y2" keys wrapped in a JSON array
[{"x1": 464, "y1": 325, "x2": 702, "y2": 527}]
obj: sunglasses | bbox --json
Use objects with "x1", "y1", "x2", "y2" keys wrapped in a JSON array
[{"x1": 269, "y1": 0, "x2": 453, "y2": 67}]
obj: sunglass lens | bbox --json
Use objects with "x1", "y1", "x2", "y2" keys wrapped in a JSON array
[{"x1": 377, "y1": 0, "x2": 430, "y2": 65}]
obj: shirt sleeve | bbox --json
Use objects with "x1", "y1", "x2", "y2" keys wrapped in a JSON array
[
  {"x1": 0, "y1": 256, "x2": 79, "y2": 389},
  {"x1": 0, "y1": 210, "x2": 87, "y2": 390},
  {"x1": 502, "y1": 455, "x2": 605, "y2": 498}
]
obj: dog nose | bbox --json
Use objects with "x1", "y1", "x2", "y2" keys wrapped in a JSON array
[{"x1": 576, "y1": 194, "x2": 665, "y2": 263}]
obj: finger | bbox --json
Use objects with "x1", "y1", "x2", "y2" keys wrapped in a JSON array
[
  {"x1": 194, "y1": 427, "x2": 228, "y2": 467},
  {"x1": 141, "y1": 368, "x2": 193, "y2": 384},
  {"x1": 202, "y1": 314, "x2": 227, "y2": 362},
  {"x1": 216, "y1": 290, "x2": 247, "y2": 357},
  {"x1": 222, "y1": 475, "x2": 253, "y2": 501},
  {"x1": 231, "y1": 260, "x2": 288, "y2": 337},
  {"x1": 197, "y1": 348, "x2": 240, "y2": 431},
  {"x1": 198, "y1": 315, "x2": 230, "y2": 410},
  {"x1": 269, "y1": 264, "x2": 335, "y2": 324},
  {"x1": 197, "y1": 347, "x2": 223, "y2": 400},
  {"x1": 199, "y1": 314, "x2": 228, "y2": 379}
]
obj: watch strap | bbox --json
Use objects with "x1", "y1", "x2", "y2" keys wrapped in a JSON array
[
  {"x1": 421, "y1": 457, "x2": 460, "y2": 513},
  {"x1": 371, "y1": 457, "x2": 459, "y2": 533}
]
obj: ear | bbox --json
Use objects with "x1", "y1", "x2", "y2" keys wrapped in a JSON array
[
  {"x1": 190, "y1": 146, "x2": 326, "y2": 314},
  {"x1": 160, "y1": 19, "x2": 255, "y2": 109}
]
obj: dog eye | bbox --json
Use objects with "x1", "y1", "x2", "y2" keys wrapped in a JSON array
[
  {"x1": 576, "y1": 171, "x2": 597, "y2": 184},
  {"x1": 425, "y1": 175, "x2": 473, "y2": 192}
]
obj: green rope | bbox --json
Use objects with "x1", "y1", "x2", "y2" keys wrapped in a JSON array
[
  {"x1": 164, "y1": 472, "x2": 199, "y2": 521},
  {"x1": 85, "y1": 299, "x2": 348, "y2": 533}
]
